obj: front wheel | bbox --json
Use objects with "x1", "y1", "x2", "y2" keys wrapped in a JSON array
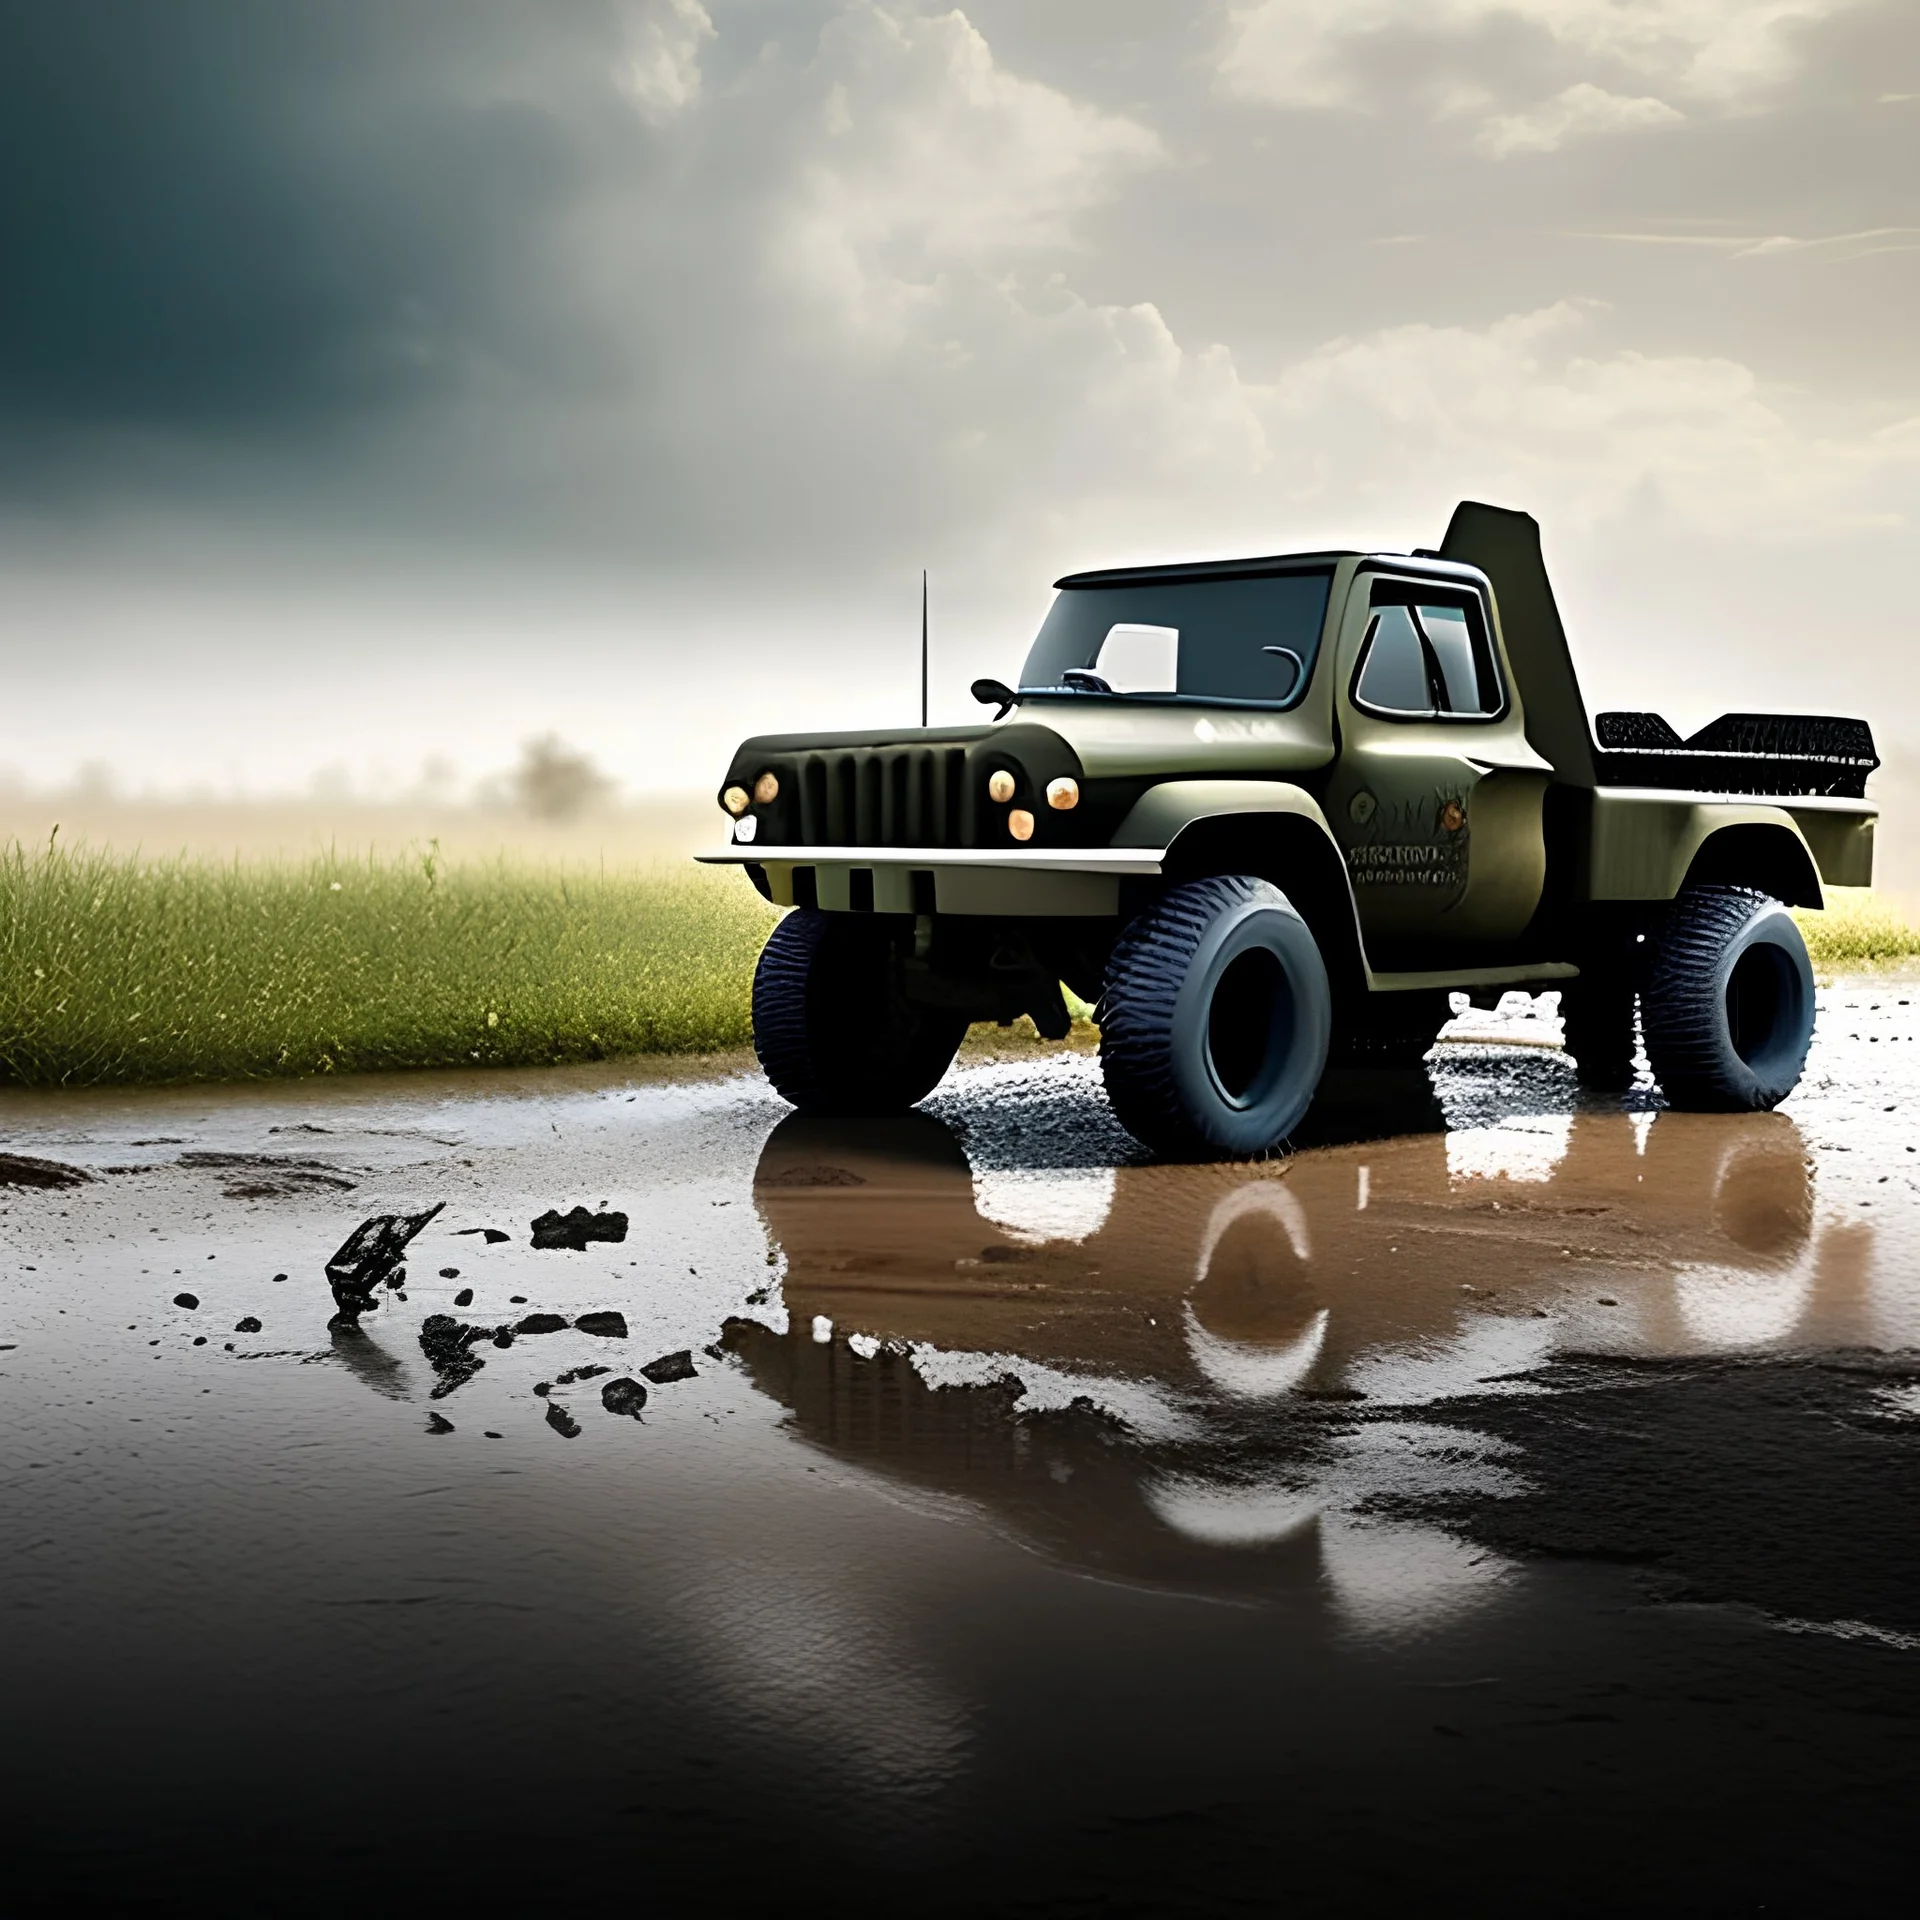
[
  {"x1": 1099, "y1": 876, "x2": 1332, "y2": 1158},
  {"x1": 752, "y1": 910, "x2": 967, "y2": 1115},
  {"x1": 1641, "y1": 887, "x2": 1815, "y2": 1112}
]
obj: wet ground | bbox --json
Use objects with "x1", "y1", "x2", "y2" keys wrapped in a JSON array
[{"x1": 4, "y1": 989, "x2": 1920, "y2": 1913}]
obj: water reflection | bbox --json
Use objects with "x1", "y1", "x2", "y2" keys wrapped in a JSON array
[{"x1": 733, "y1": 1096, "x2": 1860, "y2": 1634}]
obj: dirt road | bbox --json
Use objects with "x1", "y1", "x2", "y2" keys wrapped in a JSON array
[{"x1": 4, "y1": 988, "x2": 1918, "y2": 1911}]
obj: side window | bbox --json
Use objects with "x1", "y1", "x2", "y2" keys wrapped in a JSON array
[
  {"x1": 1354, "y1": 587, "x2": 1503, "y2": 720},
  {"x1": 1354, "y1": 605, "x2": 1432, "y2": 715}
]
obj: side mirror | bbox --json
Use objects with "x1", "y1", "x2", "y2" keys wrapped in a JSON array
[{"x1": 971, "y1": 677, "x2": 1017, "y2": 720}]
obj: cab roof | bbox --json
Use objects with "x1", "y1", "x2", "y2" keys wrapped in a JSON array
[{"x1": 1052, "y1": 550, "x2": 1482, "y2": 590}]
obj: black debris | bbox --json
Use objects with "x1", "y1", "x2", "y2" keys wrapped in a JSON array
[
  {"x1": 556, "y1": 1363, "x2": 611, "y2": 1385},
  {"x1": 491, "y1": 1329, "x2": 515, "y2": 1349},
  {"x1": 545, "y1": 1401, "x2": 582, "y2": 1439},
  {"x1": 325, "y1": 1202, "x2": 445, "y2": 1326},
  {"x1": 601, "y1": 1377, "x2": 647, "y2": 1419},
  {"x1": 510, "y1": 1295, "x2": 527, "y2": 1304},
  {"x1": 575, "y1": 1310, "x2": 628, "y2": 1339},
  {"x1": 452, "y1": 1227, "x2": 511, "y2": 1244},
  {"x1": 272, "y1": 1273, "x2": 287, "y2": 1283},
  {"x1": 0, "y1": 1152, "x2": 92, "y2": 1190},
  {"x1": 533, "y1": 1381, "x2": 551, "y2": 1397},
  {"x1": 484, "y1": 1431, "x2": 502, "y2": 1439},
  {"x1": 173, "y1": 1292, "x2": 199, "y2": 1310},
  {"x1": 418, "y1": 1313, "x2": 504, "y2": 1398},
  {"x1": 234, "y1": 1316, "x2": 262, "y2": 1334},
  {"x1": 426, "y1": 1412, "x2": 455, "y2": 1434},
  {"x1": 193, "y1": 1336, "x2": 207, "y2": 1346},
  {"x1": 530, "y1": 1206, "x2": 628, "y2": 1251},
  {"x1": 454, "y1": 1287, "x2": 474, "y2": 1307},
  {"x1": 383, "y1": 1267, "x2": 406, "y2": 1290},
  {"x1": 641, "y1": 1350, "x2": 697, "y2": 1385},
  {"x1": 439, "y1": 1267, "x2": 459, "y2": 1278},
  {"x1": 515, "y1": 1312, "x2": 569, "y2": 1336}
]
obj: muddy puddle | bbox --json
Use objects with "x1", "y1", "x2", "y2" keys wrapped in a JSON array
[{"x1": 3, "y1": 986, "x2": 1918, "y2": 1911}]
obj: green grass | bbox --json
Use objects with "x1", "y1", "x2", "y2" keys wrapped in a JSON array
[
  {"x1": 0, "y1": 838, "x2": 778, "y2": 1087},
  {"x1": 1794, "y1": 887, "x2": 1920, "y2": 971}
]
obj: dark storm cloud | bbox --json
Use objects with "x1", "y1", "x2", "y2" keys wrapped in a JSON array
[{"x1": 0, "y1": 1, "x2": 637, "y2": 439}]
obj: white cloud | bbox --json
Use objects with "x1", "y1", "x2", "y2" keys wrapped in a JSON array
[
  {"x1": 777, "y1": 2, "x2": 1163, "y2": 331},
  {"x1": 618, "y1": 0, "x2": 715, "y2": 125},
  {"x1": 1474, "y1": 80, "x2": 1685, "y2": 156},
  {"x1": 1220, "y1": 0, "x2": 1864, "y2": 150}
]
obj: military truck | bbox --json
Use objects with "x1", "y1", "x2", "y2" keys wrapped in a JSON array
[{"x1": 700, "y1": 502, "x2": 1877, "y2": 1157}]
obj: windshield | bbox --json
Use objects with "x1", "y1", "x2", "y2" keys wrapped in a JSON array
[{"x1": 1018, "y1": 570, "x2": 1333, "y2": 708}]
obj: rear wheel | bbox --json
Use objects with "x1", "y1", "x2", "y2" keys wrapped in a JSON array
[
  {"x1": 752, "y1": 910, "x2": 967, "y2": 1115},
  {"x1": 1641, "y1": 887, "x2": 1814, "y2": 1112},
  {"x1": 1099, "y1": 876, "x2": 1332, "y2": 1158}
]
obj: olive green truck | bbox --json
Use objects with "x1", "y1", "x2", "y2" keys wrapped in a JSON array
[{"x1": 699, "y1": 502, "x2": 1877, "y2": 1156}]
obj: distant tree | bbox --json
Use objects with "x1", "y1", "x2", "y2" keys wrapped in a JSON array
[{"x1": 510, "y1": 735, "x2": 615, "y2": 821}]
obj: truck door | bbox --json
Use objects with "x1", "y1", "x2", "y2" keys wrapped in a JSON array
[{"x1": 1325, "y1": 571, "x2": 1549, "y2": 956}]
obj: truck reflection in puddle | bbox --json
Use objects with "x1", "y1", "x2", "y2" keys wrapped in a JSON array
[{"x1": 729, "y1": 1091, "x2": 1866, "y2": 1634}]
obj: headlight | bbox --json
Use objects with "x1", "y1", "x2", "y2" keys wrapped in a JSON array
[
  {"x1": 754, "y1": 771, "x2": 780, "y2": 804},
  {"x1": 734, "y1": 815, "x2": 759, "y2": 843},
  {"x1": 1008, "y1": 808, "x2": 1035, "y2": 842},
  {"x1": 722, "y1": 785, "x2": 750, "y2": 816},
  {"x1": 987, "y1": 769, "x2": 1016, "y2": 804},
  {"x1": 1046, "y1": 776, "x2": 1079, "y2": 810}
]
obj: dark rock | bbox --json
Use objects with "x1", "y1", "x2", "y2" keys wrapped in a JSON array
[
  {"x1": 483, "y1": 1230, "x2": 509, "y2": 1244},
  {"x1": 192, "y1": 1336, "x2": 207, "y2": 1346},
  {"x1": 383, "y1": 1267, "x2": 406, "y2": 1290},
  {"x1": 641, "y1": 1349, "x2": 697, "y2": 1385},
  {"x1": 454, "y1": 1288, "x2": 474, "y2": 1307},
  {"x1": 272, "y1": 1273, "x2": 287, "y2": 1282},
  {"x1": 515, "y1": 1312, "x2": 569, "y2": 1336},
  {"x1": 325, "y1": 1202, "x2": 445, "y2": 1326},
  {"x1": 510, "y1": 1295, "x2": 527, "y2": 1304},
  {"x1": 426, "y1": 1412, "x2": 454, "y2": 1434},
  {"x1": 575, "y1": 1310, "x2": 628, "y2": 1339},
  {"x1": 439, "y1": 1267, "x2": 460, "y2": 1279},
  {"x1": 0, "y1": 1152, "x2": 92, "y2": 1190},
  {"x1": 419, "y1": 1313, "x2": 501, "y2": 1398},
  {"x1": 234, "y1": 1316, "x2": 262, "y2": 1334},
  {"x1": 491, "y1": 1329, "x2": 515, "y2": 1349},
  {"x1": 173, "y1": 1292, "x2": 199, "y2": 1310},
  {"x1": 557, "y1": 1363, "x2": 611, "y2": 1385},
  {"x1": 545, "y1": 1401, "x2": 582, "y2": 1439},
  {"x1": 533, "y1": 1381, "x2": 551, "y2": 1397},
  {"x1": 601, "y1": 1377, "x2": 648, "y2": 1419},
  {"x1": 530, "y1": 1206, "x2": 628, "y2": 1251}
]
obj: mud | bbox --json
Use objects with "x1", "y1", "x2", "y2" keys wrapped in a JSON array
[{"x1": 2, "y1": 985, "x2": 1919, "y2": 1911}]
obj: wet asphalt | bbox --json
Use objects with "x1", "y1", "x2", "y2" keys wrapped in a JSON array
[{"x1": 3, "y1": 987, "x2": 1919, "y2": 1914}]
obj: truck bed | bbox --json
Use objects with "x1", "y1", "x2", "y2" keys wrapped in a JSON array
[{"x1": 1592, "y1": 712, "x2": 1877, "y2": 799}]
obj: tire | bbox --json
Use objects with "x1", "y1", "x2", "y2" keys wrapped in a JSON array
[
  {"x1": 1330, "y1": 989, "x2": 1449, "y2": 1069},
  {"x1": 1099, "y1": 876, "x2": 1332, "y2": 1158},
  {"x1": 1641, "y1": 887, "x2": 1815, "y2": 1112},
  {"x1": 1561, "y1": 966, "x2": 1638, "y2": 1092},
  {"x1": 752, "y1": 910, "x2": 967, "y2": 1116}
]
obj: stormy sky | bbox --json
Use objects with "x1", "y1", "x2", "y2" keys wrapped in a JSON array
[{"x1": 2, "y1": 0, "x2": 1917, "y2": 799}]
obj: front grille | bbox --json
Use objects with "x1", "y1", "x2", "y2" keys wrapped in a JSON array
[{"x1": 787, "y1": 745, "x2": 973, "y2": 847}]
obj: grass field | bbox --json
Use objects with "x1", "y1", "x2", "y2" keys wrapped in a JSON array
[
  {"x1": 1794, "y1": 887, "x2": 1920, "y2": 970},
  {"x1": 0, "y1": 838, "x2": 777, "y2": 1086},
  {"x1": 0, "y1": 838, "x2": 1912, "y2": 1088}
]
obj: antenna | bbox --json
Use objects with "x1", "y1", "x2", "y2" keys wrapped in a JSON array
[{"x1": 920, "y1": 569, "x2": 929, "y2": 728}]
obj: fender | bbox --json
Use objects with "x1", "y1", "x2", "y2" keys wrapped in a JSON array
[
  {"x1": 1113, "y1": 780, "x2": 1372, "y2": 996},
  {"x1": 1588, "y1": 794, "x2": 1836, "y2": 908}
]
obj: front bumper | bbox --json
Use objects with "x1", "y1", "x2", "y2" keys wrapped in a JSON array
[{"x1": 695, "y1": 843, "x2": 1165, "y2": 916}]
